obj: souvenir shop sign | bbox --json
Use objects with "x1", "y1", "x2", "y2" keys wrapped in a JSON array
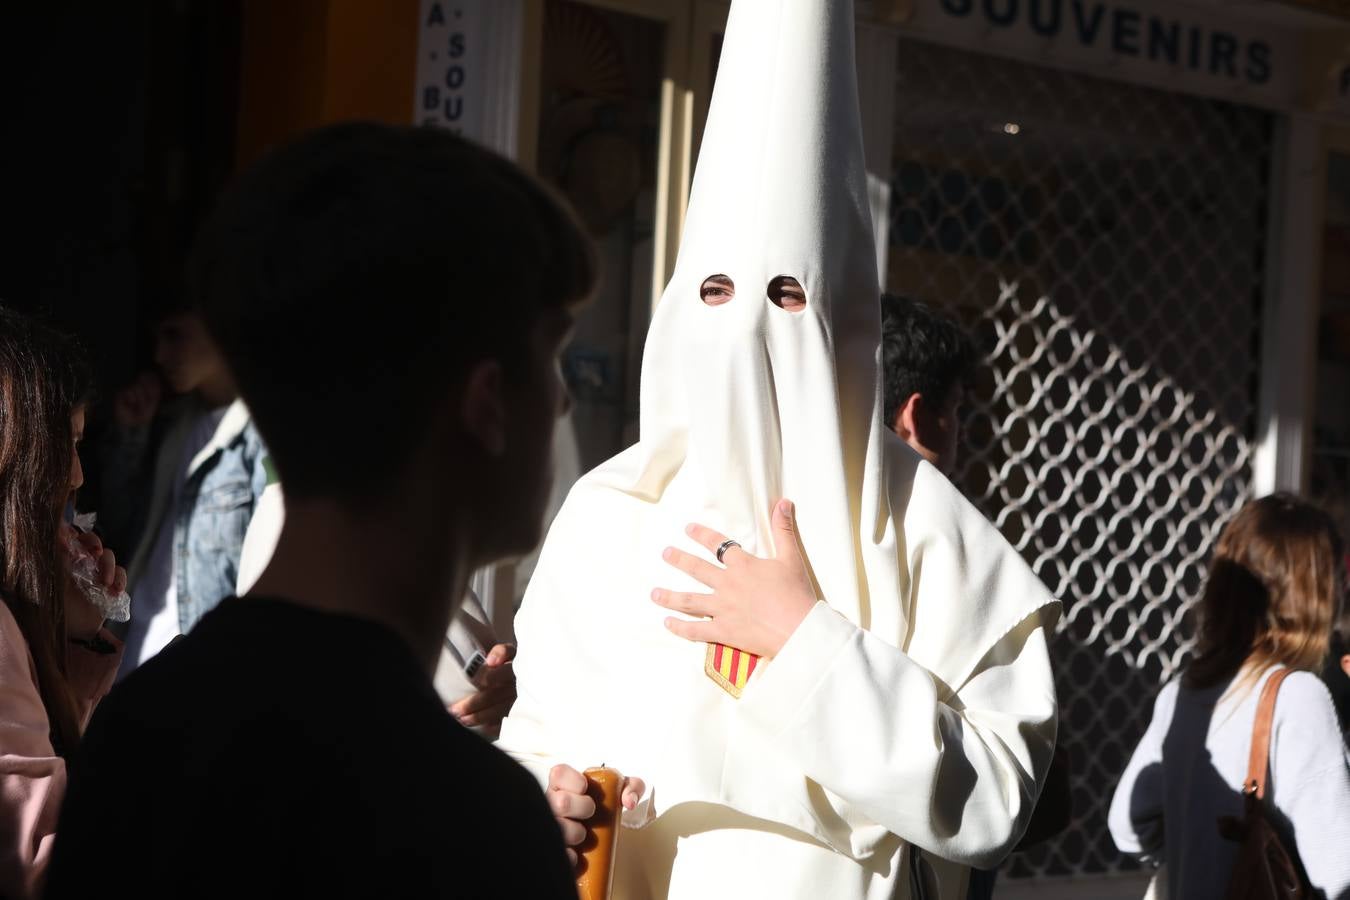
[{"x1": 897, "y1": 0, "x2": 1300, "y2": 111}]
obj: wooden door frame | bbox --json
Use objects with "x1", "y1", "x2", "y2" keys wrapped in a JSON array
[{"x1": 519, "y1": 0, "x2": 695, "y2": 312}]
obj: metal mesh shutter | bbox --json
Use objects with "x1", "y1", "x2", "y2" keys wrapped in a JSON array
[{"x1": 887, "y1": 39, "x2": 1271, "y2": 878}]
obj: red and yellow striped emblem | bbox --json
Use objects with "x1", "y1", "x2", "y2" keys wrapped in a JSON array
[{"x1": 705, "y1": 642, "x2": 760, "y2": 698}]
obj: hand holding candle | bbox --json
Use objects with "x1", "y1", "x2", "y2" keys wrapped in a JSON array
[
  {"x1": 576, "y1": 766, "x2": 622, "y2": 900},
  {"x1": 546, "y1": 764, "x2": 645, "y2": 878}
]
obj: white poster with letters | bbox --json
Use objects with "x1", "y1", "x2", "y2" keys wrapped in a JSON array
[{"x1": 414, "y1": 0, "x2": 522, "y2": 156}]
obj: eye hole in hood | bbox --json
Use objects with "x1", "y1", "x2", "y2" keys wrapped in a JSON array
[
  {"x1": 768, "y1": 275, "x2": 807, "y2": 313},
  {"x1": 700, "y1": 274, "x2": 735, "y2": 306}
]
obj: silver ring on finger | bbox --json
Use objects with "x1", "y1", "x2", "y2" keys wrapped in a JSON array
[{"x1": 716, "y1": 539, "x2": 742, "y2": 564}]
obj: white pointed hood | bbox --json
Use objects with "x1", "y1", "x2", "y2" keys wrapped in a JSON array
[{"x1": 592, "y1": 0, "x2": 887, "y2": 629}]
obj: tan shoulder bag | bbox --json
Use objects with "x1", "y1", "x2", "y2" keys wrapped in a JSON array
[{"x1": 1218, "y1": 667, "x2": 1310, "y2": 900}]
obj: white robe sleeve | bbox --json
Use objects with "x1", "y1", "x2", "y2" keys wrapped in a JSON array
[
  {"x1": 731, "y1": 599, "x2": 1058, "y2": 869},
  {"x1": 497, "y1": 677, "x2": 561, "y2": 788}
]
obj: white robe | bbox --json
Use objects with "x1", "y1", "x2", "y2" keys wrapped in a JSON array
[
  {"x1": 500, "y1": 440, "x2": 1058, "y2": 899},
  {"x1": 498, "y1": 0, "x2": 1060, "y2": 895}
]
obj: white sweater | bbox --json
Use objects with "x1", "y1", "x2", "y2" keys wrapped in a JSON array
[{"x1": 1109, "y1": 666, "x2": 1350, "y2": 899}]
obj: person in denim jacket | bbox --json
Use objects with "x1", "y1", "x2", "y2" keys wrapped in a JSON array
[{"x1": 99, "y1": 306, "x2": 267, "y2": 676}]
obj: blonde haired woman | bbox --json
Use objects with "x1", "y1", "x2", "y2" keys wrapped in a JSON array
[{"x1": 1110, "y1": 494, "x2": 1350, "y2": 898}]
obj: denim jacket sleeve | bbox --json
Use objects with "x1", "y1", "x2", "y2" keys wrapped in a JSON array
[{"x1": 176, "y1": 410, "x2": 272, "y2": 630}]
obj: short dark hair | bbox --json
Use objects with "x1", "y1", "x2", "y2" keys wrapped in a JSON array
[
  {"x1": 879, "y1": 293, "x2": 977, "y2": 428},
  {"x1": 191, "y1": 123, "x2": 596, "y2": 501}
]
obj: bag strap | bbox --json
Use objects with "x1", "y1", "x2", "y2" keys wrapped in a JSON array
[{"x1": 1245, "y1": 667, "x2": 1294, "y2": 800}]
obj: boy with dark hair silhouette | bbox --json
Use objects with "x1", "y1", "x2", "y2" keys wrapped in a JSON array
[{"x1": 48, "y1": 123, "x2": 594, "y2": 899}]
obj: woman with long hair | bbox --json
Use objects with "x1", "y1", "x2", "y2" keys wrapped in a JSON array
[
  {"x1": 1109, "y1": 493, "x2": 1350, "y2": 898},
  {"x1": 0, "y1": 307, "x2": 126, "y2": 899}
]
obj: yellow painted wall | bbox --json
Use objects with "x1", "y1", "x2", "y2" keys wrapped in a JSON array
[{"x1": 235, "y1": 0, "x2": 419, "y2": 171}]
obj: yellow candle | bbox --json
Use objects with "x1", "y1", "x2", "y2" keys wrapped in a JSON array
[{"x1": 576, "y1": 766, "x2": 623, "y2": 900}]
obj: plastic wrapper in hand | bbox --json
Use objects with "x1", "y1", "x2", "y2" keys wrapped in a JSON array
[{"x1": 65, "y1": 512, "x2": 131, "y2": 623}]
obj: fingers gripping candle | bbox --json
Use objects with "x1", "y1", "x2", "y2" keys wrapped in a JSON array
[{"x1": 576, "y1": 767, "x2": 623, "y2": 900}]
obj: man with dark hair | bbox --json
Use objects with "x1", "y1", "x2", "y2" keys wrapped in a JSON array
[
  {"x1": 880, "y1": 292, "x2": 977, "y2": 476},
  {"x1": 47, "y1": 123, "x2": 593, "y2": 898}
]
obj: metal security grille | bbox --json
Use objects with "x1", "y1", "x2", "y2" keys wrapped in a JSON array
[{"x1": 887, "y1": 40, "x2": 1271, "y2": 878}]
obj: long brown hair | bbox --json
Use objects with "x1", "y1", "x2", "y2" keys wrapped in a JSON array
[
  {"x1": 0, "y1": 308, "x2": 92, "y2": 756},
  {"x1": 1185, "y1": 493, "x2": 1343, "y2": 692}
]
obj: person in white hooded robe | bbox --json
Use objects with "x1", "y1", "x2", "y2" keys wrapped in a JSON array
[{"x1": 496, "y1": 0, "x2": 1062, "y2": 897}]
